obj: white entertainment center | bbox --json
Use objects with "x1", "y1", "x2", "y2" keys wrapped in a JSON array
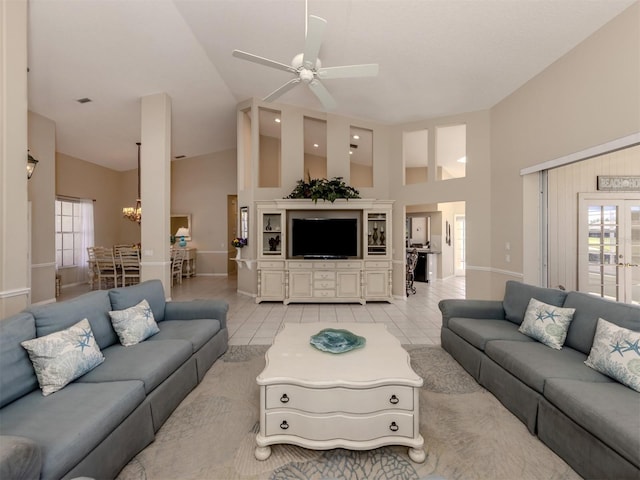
[{"x1": 256, "y1": 199, "x2": 393, "y2": 304}]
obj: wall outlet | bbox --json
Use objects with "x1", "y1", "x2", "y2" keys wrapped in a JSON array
[
  {"x1": 144, "y1": 249, "x2": 153, "y2": 257},
  {"x1": 505, "y1": 254, "x2": 511, "y2": 263}
]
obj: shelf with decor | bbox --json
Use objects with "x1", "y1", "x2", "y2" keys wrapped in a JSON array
[
  {"x1": 366, "y1": 213, "x2": 388, "y2": 256},
  {"x1": 261, "y1": 213, "x2": 283, "y2": 257}
]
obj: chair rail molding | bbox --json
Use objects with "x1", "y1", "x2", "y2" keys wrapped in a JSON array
[{"x1": 0, "y1": 287, "x2": 31, "y2": 299}]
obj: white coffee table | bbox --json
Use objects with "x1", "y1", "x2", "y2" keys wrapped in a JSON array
[{"x1": 255, "y1": 322, "x2": 426, "y2": 463}]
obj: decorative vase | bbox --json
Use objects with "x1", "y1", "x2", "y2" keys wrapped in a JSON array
[
  {"x1": 179, "y1": 236, "x2": 187, "y2": 247},
  {"x1": 372, "y1": 224, "x2": 379, "y2": 245},
  {"x1": 380, "y1": 228, "x2": 385, "y2": 246},
  {"x1": 235, "y1": 248, "x2": 241, "y2": 259},
  {"x1": 265, "y1": 218, "x2": 272, "y2": 231}
]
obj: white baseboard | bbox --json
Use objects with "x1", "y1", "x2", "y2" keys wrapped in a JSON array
[{"x1": 32, "y1": 297, "x2": 56, "y2": 306}]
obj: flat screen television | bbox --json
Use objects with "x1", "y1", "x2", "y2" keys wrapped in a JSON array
[{"x1": 291, "y1": 218, "x2": 358, "y2": 259}]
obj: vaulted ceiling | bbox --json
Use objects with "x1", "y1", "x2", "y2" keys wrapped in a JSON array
[{"x1": 27, "y1": 0, "x2": 636, "y2": 171}]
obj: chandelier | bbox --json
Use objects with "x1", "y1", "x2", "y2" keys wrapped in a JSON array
[{"x1": 123, "y1": 142, "x2": 142, "y2": 224}]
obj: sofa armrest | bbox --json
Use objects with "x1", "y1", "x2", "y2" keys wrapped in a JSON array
[
  {"x1": 438, "y1": 299, "x2": 506, "y2": 328},
  {"x1": 0, "y1": 436, "x2": 42, "y2": 480},
  {"x1": 164, "y1": 300, "x2": 229, "y2": 330}
]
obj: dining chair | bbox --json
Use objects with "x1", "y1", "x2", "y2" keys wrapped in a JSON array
[
  {"x1": 86, "y1": 246, "x2": 99, "y2": 290},
  {"x1": 94, "y1": 247, "x2": 118, "y2": 289},
  {"x1": 171, "y1": 248, "x2": 186, "y2": 286},
  {"x1": 118, "y1": 246, "x2": 141, "y2": 287}
]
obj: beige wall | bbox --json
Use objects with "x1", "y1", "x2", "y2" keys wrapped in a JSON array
[
  {"x1": 171, "y1": 149, "x2": 237, "y2": 276},
  {"x1": 304, "y1": 153, "x2": 327, "y2": 179},
  {"x1": 548, "y1": 145, "x2": 640, "y2": 291},
  {"x1": 406, "y1": 167, "x2": 428, "y2": 184},
  {"x1": 28, "y1": 112, "x2": 56, "y2": 304},
  {"x1": 390, "y1": 110, "x2": 492, "y2": 298},
  {"x1": 259, "y1": 135, "x2": 281, "y2": 187},
  {"x1": 490, "y1": 3, "x2": 640, "y2": 299},
  {"x1": 0, "y1": 1, "x2": 29, "y2": 317},
  {"x1": 350, "y1": 162, "x2": 373, "y2": 188},
  {"x1": 56, "y1": 153, "x2": 137, "y2": 286}
]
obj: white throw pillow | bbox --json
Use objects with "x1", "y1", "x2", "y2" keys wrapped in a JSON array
[
  {"x1": 585, "y1": 317, "x2": 640, "y2": 392},
  {"x1": 21, "y1": 318, "x2": 105, "y2": 396},
  {"x1": 518, "y1": 298, "x2": 575, "y2": 350},
  {"x1": 109, "y1": 299, "x2": 159, "y2": 346}
]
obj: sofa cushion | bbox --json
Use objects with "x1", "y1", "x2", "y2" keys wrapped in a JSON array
[
  {"x1": 28, "y1": 290, "x2": 118, "y2": 349},
  {"x1": 0, "y1": 380, "x2": 145, "y2": 480},
  {"x1": 503, "y1": 281, "x2": 567, "y2": 325},
  {"x1": 585, "y1": 318, "x2": 640, "y2": 392},
  {"x1": 0, "y1": 313, "x2": 38, "y2": 408},
  {"x1": 485, "y1": 340, "x2": 612, "y2": 393},
  {"x1": 563, "y1": 291, "x2": 640, "y2": 355},
  {"x1": 20, "y1": 319, "x2": 105, "y2": 396},
  {"x1": 518, "y1": 298, "x2": 575, "y2": 350},
  {"x1": 0, "y1": 435, "x2": 42, "y2": 480},
  {"x1": 76, "y1": 339, "x2": 191, "y2": 394},
  {"x1": 448, "y1": 318, "x2": 534, "y2": 351},
  {"x1": 148, "y1": 319, "x2": 221, "y2": 353},
  {"x1": 544, "y1": 378, "x2": 640, "y2": 469},
  {"x1": 109, "y1": 279, "x2": 166, "y2": 322},
  {"x1": 109, "y1": 299, "x2": 160, "y2": 346}
]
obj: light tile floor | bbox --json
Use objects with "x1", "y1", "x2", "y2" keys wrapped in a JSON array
[{"x1": 59, "y1": 275, "x2": 466, "y2": 346}]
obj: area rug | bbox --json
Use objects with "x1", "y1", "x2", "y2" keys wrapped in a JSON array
[{"x1": 116, "y1": 345, "x2": 580, "y2": 480}]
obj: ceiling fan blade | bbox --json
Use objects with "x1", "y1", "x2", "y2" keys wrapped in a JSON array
[
  {"x1": 318, "y1": 64, "x2": 379, "y2": 79},
  {"x1": 263, "y1": 78, "x2": 301, "y2": 102},
  {"x1": 232, "y1": 50, "x2": 295, "y2": 73},
  {"x1": 302, "y1": 15, "x2": 326, "y2": 69},
  {"x1": 308, "y1": 79, "x2": 336, "y2": 110}
]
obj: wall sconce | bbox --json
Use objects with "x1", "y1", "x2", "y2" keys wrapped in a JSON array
[{"x1": 27, "y1": 152, "x2": 39, "y2": 179}]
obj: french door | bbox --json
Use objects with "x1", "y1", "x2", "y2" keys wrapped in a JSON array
[{"x1": 578, "y1": 194, "x2": 640, "y2": 304}]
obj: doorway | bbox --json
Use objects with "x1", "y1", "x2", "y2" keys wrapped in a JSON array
[{"x1": 578, "y1": 194, "x2": 640, "y2": 304}]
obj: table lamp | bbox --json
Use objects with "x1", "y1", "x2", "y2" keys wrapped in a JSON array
[{"x1": 175, "y1": 227, "x2": 190, "y2": 247}]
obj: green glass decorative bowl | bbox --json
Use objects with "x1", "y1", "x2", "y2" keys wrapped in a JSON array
[{"x1": 309, "y1": 328, "x2": 366, "y2": 354}]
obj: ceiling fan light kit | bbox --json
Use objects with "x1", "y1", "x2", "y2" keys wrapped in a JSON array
[{"x1": 232, "y1": 13, "x2": 378, "y2": 110}]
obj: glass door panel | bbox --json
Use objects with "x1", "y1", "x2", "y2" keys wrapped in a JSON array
[{"x1": 579, "y1": 196, "x2": 640, "y2": 304}]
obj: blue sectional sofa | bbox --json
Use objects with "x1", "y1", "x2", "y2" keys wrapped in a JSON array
[
  {"x1": 0, "y1": 280, "x2": 229, "y2": 480},
  {"x1": 439, "y1": 281, "x2": 640, "y2": 480}
]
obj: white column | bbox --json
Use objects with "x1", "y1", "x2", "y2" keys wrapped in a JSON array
[
  {"x1": 0, "y1": 0, "x2": 29, "y2": 317},
  {"x1": 140, "y1": 93, "x2": 172, "y2": 295}
]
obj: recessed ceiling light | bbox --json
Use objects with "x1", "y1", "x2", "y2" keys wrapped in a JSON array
[
  {"x1": 457, "y1": 156, "x2": 467, "y2": 163},
  {"x1": 274, "y1": 118, "x2": 281, "y2": 123},
  {"x1": 313, "y1": 143, "x2": 319, "y2": 148},
  {"x1": 76, "y1": 97, "x2": 92, "y2": 104},
  {"x1": 352, "y1": 135, "x2": 360, "y2": 140}
]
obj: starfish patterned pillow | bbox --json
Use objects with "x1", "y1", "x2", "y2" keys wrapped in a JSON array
[
  {"x1": 518, "y1": 298, "x2": 576, "y2": 349},
  {"x1": 585, "y1": 318, "x2": 640, "y2": 392},
  {"x1": 109, "y1": 299, "x2": 159, "y2": 346},
  {"x1": 21, "y1": 318, "x2": 105, "y2": 396}
]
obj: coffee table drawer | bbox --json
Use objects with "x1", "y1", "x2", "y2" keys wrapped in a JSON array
[
  {"x1": 265, "y1": 385, "x2": 414, "y2": 413},
  {"x1": 265, "y1": 411, "x2": 415, "y2": 440}
]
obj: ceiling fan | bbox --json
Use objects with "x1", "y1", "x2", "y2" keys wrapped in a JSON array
[{"x1": 232, "y1": 13, "x2": 378, "y2": 110}]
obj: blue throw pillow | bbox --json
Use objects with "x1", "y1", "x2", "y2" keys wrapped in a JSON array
[
  {"x1": 21, "y1": 319, "x2": 105, "y2": 396},
  {"x1": 585, "y1": 317, "x2": 640, "y2": 392},
  {"x1": 518, "y1": 298, "x2": 575, "y2": 349},
  {"x1": 109, "y1": 299, "x2": 159, "y2": 346}
]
